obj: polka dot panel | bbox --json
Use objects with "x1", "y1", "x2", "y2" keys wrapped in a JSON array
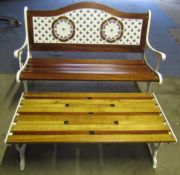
[{"x1": 32, "y1": 8, "x2": 143, "y2": 45}]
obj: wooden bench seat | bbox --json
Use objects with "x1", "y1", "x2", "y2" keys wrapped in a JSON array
[{"x1": 21, "y1": 58, "x2": 158, "y2": 81}]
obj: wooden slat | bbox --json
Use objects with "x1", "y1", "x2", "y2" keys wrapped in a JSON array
[
  {"x1": 23, "y1": 92, "x2": 154, "y2": 99},
  {"x1": 20, "y1": 99, "x2": 156, "y2": 105},
  {"x1": 28, "y1": 58, "x2": 146, "y2": 65},
  {"x1": 24, "y1": 68, "x2": 151, "y2": 74},
  {"x1": 20, "y1": 72, "x2": 158, "y2": 81},
  {"x1": 15, "y1": 114, "x2": 165, "y2": 125},
  {"x1": 27, "y1": 63, "x2": 148, "y2": 68},
  {"x1": 11, "y1": 123, "x2": 169, "y2": 133},
  {"x1": 18, "y1": 105, "x2": 160, "y2": 114},
  {"x1": 7, "y1": 134, "x2": 176, "y2": 143},
  {"x1": 26, "y1": 63, "x2": 148, "y2": 69}
]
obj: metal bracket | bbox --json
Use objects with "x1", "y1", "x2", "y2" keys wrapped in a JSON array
[
  {"x1": 15, "y1": 144, "x2": 27, "y2": 170},
  {"x1": 147, "y1": 143, "x2": 161, "y2": 169}
]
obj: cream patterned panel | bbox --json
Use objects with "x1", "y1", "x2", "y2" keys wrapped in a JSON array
[{"x1": 32, "y1": 8, "x2": 143, "y2": 45}]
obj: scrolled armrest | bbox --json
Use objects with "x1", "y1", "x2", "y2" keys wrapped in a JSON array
[
  {"x1": 14, "y1": 38, "x2": 29, "y2": 69},
  {"x1": 14, "y1": 39, "x2": 27, "y2": 59},
  {"x1": 14, "y1": 49, "x2": 22, "y2": 58},
  {"x1": 14, "y1": 38, "x2": 27, "y2": 58},
  {"x1": 146, "y1": 10, "x2": 166, "y2": 61},
  {"x1": 146, "y1": 40, "x2": 166, "y2": 61}
]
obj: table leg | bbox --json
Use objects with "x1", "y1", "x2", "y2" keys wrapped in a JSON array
[
  {"x1": 147, "y1": 143, "x2": 161, "y2": 169},
  {"x1": 15, "y1": 144, "x2": 27, "y2": 170}
]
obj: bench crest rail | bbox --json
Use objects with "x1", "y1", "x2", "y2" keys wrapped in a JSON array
[{"x1": 27, "y1": 2, "x2": 148, "y2": 52}]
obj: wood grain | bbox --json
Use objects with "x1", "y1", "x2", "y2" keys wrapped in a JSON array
[
  {"x1": 6, "y1": 92, "x2": 176, "y2": 143},
  {"x1": 23, "y1": 92, "x2": 153, "y2": 99},
  {"x1": 7, "y1": 134, "x2": 175, "y2": 143},
  {"x1": 20, "y1": 59, "x2": 158, "y2": 81},
  {"x1": 16, "y1": 114, "x2": 165, "y2": 125}
]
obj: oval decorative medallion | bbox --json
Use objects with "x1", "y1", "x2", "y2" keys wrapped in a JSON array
[
  {"x1": 100, "y1": 17, "x2": 124, "y2": 43},
  {"x1": 51, "y1": 16, "x2": 75, "y2": 42}
]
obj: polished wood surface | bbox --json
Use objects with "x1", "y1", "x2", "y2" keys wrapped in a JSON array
[
  {"x1": 7, "y1": 134, "x2": 175, "y2": 143},
  {"x1": 20, "y1": 59, "x2": 159, "y2": 81},
  {"x1": 7, "y1": 92, "x2": 176, "y2": 143}
]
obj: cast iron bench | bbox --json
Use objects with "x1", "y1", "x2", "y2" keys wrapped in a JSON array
[
  {"x1": 5, "y1": 92, "x2": 176, "y2": 170},
  {"x1": 14, "y1": 2, "x2": 166, "y2": 92}
]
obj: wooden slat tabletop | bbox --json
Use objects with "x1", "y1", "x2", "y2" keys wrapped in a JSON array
[{"x1": 6, "y1": 92, "x2": 176, "y2": 143}]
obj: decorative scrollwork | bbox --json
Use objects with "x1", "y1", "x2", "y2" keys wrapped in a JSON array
[
  {"x1": 51, "y1": 16, "x2": 75, "y2": 42},
  {"x1": 100, "y1": 17, "x2": 124, "y2": 43}
]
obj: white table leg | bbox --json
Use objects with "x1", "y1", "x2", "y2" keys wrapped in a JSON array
[
  {"x1": 15, "y1": 144, "x2": 27, "y2": 170},
  {"x1": 147, "y1": 143, "x2": 161, "y2": 168}
]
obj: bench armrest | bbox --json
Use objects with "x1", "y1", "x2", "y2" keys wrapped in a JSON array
[
  {"x1": 146, "y1": 10, "x2": 166, "y2": 61},
  {"x1": 14, "y1": 39, "x2": 27, "y2": 58},
  {"x1": 14, "y1": 7, "x2": 30, "y2": 68},
  {"x1": 143, "y1": 52, "x2": 163, "y2": 84},
  {"x1": 143, "y1": 10, "x2": 166, "y2": 84},
  {"x1": 15, "y1": 6, "x2": 32, "y2": 82},
  {"x1": 14, "y1": 39, "x2": 28, "y2": 68},
  {"x1": 146, "y1": 40, "x2": 166, "y2": 61}
]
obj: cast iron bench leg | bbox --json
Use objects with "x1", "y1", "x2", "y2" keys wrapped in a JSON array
[
  {"x1": 147, "y1": 82, "x2": 152, "y2": 92},
  {"x1": 23, "y1": 81, "x2": 28, "y2": 92},
  {"x1": 15, "y1": 144, "x2": 26, "y2": 170},
  {"x1": 98, "y1": 143, "x2": 104, "y2": 166},
  {"x1": 147, "y1": 143, "x2": 161, "y2": 169}
]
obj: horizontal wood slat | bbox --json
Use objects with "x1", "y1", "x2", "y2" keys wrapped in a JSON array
[
  {"x1": 20, "y1": 99, "x2": 156, "y2": 105},
  {"x1": 23, "y1": 92, "x2": 154, "y2": 99},
  {"x1": 15, "y1": 114, "x2": 165, "y2": 125},
  {"x1": 7, "y1": 134, "x2": 175, "y2": 143},
  {"x1": 20, "y1": 73, "x2": 158, "y2": 81},
  {"x1": 18, "y1": 106, "x2": 160, "y2": 113},
  {"x1": 20, "y1": 59, "x2": 159, "y2": 81},
  {"x1": 24, "y1": 68, "x2": 151, "y2": 74},
  {"x1": 6, "y1": 92, "x2": 176, "y2": 143},
  {"x1": 11, "y1": 123, "x2": 169, "y2": 133},
  {"x1": 28, "y1": 58, "x2": 146, "y2": 65}
]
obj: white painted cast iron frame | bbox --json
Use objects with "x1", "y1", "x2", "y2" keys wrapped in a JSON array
[
  {"x1": 153, "y1": 93, "x2": 177, "y2": 141},
  {"x1": 4, "y1": 93, "x2": 27, "y2": 170},
  {"x1": 14, "y1": 7, "x2": 31, "y2": 91},
  {"x1": 147, "y1": 93, "x2": 177, "y2": 169},
  {"x1": 142, "y1": 10, "x2": 166, "y2": 92}
]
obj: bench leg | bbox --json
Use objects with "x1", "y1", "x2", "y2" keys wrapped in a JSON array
[
  {"x1": 23, "y1": 81, "x2": 28, "y2": 92},
  {"x1": 98, "y1": 143, "x2": 104, "y2": 166},
  {"x1": 52, "y1": 144, "x2": 57, "y2": 166},
  {"x1": 15, "y1": 144, "x2": 26, "y2": 170},
  {"x1": 75, "y1": 145, "x2": 80, "y2": 175},
  {"x1": 147, "y1": 143, "x2": 161, "y2": 169},
  {"x1": 147, "y1": 82, "x2": 152, "y2": 92}
]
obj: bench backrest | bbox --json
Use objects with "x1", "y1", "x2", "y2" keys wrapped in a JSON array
[{"x1": 26, "y1": 2, "x2": 149, "y2": 53}]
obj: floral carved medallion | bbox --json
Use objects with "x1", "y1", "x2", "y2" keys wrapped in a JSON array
[
  {"x1": 51, "y1": 16, "x2": 75, "y2": 42},
  {"x1": 100, "y1": 17, "x2": 124, "y2": 43}
]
